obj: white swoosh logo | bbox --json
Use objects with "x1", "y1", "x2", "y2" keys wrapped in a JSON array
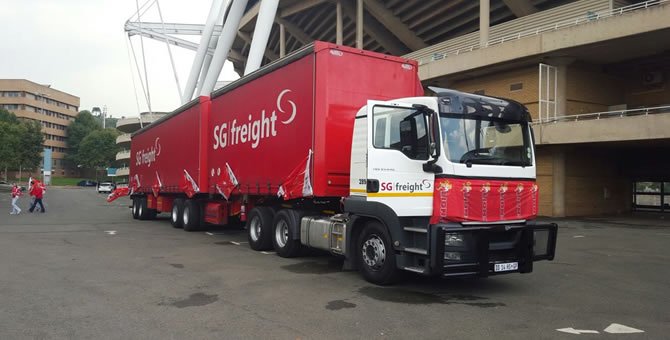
[
  {"x1": 277, "y1": 89, "x2": 296, "y2": 125},
  {"x1": 154, "y1": 137, "x2": 161, "y2": 156}
]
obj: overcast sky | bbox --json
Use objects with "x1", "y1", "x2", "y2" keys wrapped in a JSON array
[{"x1": 1, "y1": 0, "x2": 239, "y2": 118}]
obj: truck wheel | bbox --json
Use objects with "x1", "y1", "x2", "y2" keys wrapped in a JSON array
[
  {"x1": 182, "y1": 200, "x2": 201, "y2": 232},
  {"x1": 132, "y1": 197, "x2": 140, "y2": 219},
  {"x1": 272, "y1": 209, "x2": 305, "y2": 258},
  {"x1": 138, "y1": 197, "x2": 149, "y2": 220},
  {"x1": 357, "y1": 221, "x2": 400, "y2": 285},
  {"x1": 247, "y1": 207, "x2": 274, "y2": 251},
  {"x1": 171, "y1": 199, "x2": 184, "y2": 228}
]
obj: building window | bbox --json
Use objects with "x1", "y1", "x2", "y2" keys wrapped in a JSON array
[{"x1": 509, "y1": 83, "x2": 523, "y2": 92}]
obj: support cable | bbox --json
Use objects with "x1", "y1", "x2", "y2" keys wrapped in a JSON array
[
  {"x1": 135, "y1": 0, "x2": 153, "y2": 115},
  {"x1": 128, "y1": 36, "x2": 151, "y2": 120},
  {"x1": 124, "y1": 35, "x2": 142, "y2": 115},
  {"x1": 156, "y1": 0, "x2": 183, "y2": 99}
]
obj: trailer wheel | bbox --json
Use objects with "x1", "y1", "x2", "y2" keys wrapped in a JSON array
[
  {"x1": 247, "y1": 207, "x2": 274, "y2": 251},
  {"x1": 357, "y1": 221, "x2": 399, "y2": 285},
  {"x1": 131, "y1": 197, "x2": 140, "y2": 219},
  {"x1": 272, "y1": 209, "x2": 305, "y2": 258},
  {"x1": 138, "y1": 197, "x2": 149, "y2": 220},
  {"x1": 171, "y1": 199, "x2": 184, "y2": 228},
  {"x1": 182, "y1": 200, "x2": 201, "y2": 232}
]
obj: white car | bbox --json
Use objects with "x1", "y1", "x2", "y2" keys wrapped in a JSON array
[{"x1": 97, "y1": 182, "x2": 115, "y2": 193}]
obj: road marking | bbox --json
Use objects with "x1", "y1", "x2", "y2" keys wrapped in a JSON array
[
  {"x1": 261, "y1": 251, "x2": 274, "y2": 255},
  {"x1": 604, "y1": 323, "x2": 644, "y2": 334},
  {"x1": 231, "y1": 241, "x2": 247, "y2": 245},
  {"x1": 206, "y1": 232, "x2": 214, "y2": 236},
  {"x1": 556, "y1": 328, "x2": 599, "y2": 335},
  {"x1": 104, "y1": 230, "x2": 117, "y2": 235},
  {"x1": 573, "y1": 235, "x2": 585, "y2": 238}
]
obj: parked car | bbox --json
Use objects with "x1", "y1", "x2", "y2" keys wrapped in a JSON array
[
  {"x1": 0, "y1": 181, "x2": 12, "y2": 192},
  {"x1": 97, "y1": 182, "x2": 115, "y2": 193},
  {"x1": 0, "y1": 181, "x2": 26, "y2": 192},
  {"x1": 77, "y1": 180, "x2": 97, "y2": 187}
]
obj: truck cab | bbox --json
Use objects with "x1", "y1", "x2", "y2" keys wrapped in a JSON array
[{"x1": 342, "y1": 88, "x2": 557, "y2": 284}]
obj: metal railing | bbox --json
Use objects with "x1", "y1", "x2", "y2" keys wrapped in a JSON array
[
  {"x1": 535, "y1": 105, "x2": 670, "y2": 124},
  {"x1": 420, "y1": 0, "x2": 668, "y2": 65}
]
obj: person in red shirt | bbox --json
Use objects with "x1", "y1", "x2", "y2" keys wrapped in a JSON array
[
  {"x1": 28, "y1": 181, "x2": 46, "y2": 213},
  {"x1": 10, "y1": 183, "x2": 22, "y2": 215}
]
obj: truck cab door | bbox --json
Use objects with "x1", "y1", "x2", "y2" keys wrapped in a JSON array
[{"x1": 365, "y1": 100, "x2": 435, "y2": 217}]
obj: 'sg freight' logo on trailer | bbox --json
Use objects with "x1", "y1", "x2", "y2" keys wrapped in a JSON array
[
  {"x1": 135, "y1": 137, "x2": 161, "y2": 168},
  {"x1": 212, "y1": 89, "x2": 297, "y2": 150}
]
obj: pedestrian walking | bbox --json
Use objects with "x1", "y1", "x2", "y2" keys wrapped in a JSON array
[
  {"x1": 10, "y1": 183, "x2": 22, "y2": 215},
  {"x1": 28, "y1": 180, "x2": 46, "y2": 213}
]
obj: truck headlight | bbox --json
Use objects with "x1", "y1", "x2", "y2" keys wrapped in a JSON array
[{"x1": 445, "y1": 233, "x2": 464, "y2": 247}]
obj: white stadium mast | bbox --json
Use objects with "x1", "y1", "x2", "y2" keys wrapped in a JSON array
[{"x1": 125, "y1": 0, "x2": 281, "y2": 109}]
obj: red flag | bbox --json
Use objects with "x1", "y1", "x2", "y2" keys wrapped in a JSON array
[
  {"x1": 215, "y1": 163, "x2": 238, "y2": 200},
  {"x1": 152, "y1": 171, "x2": 162, "y2": 197},
  {"x1": 277, "y1": 149, "x2": 313, "y2": 200},
  {"x1": 130, "y1": 174, "x2": 140, "y2": 194},
  {"x1": 180, "y1": 169, "x2": 199, "y2": 198},
  {"x1": 107, "y1": 187, "x2": 130, "y2": 203}
]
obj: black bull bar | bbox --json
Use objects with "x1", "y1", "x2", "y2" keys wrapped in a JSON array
[{"x1": 430, "y1": 221, "x2": 558, "y2": 277}]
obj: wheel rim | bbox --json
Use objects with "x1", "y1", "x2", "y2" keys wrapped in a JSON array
[
  {"x1": 138, "y1": 203, "x2": 144, "y2": 217},
  {"x1": 133, "y1": 201, "x2": 138, "y2": 216},
  {"x1": 249, "y1": 216, "x2": 261, "y2": 242},
  {"x1": 275, "y1": 219, "x2": 289, "y2": 248},
  {"x1": 361, "y1": 234, "x2": 386, "y2": 271},
  {"x1": 183, "y1": 205, "x2": 190, "y2": 226},
  {"x1": 172, "y1": 205, "x2": 178, "y2": 223}
]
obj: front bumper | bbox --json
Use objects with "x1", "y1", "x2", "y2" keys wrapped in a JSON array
[{"x1": 430, "y1": 221, "x2": 557, "y2": 277}]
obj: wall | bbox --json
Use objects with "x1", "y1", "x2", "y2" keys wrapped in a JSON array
[
  {"x1": 566, "y1": 64, "x2": 626, "y2": 115},
  {"x1": 535, "y1": 147, "x2": 554, "y2": 216},
  {"x1": 565, "y1": 148, "x2": 630, "y2": 216},
  {"x1": 452, "y1": 66, "x2": 541, "y2": 119}
]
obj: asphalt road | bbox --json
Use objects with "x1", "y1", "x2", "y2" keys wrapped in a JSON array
[{"x1": 0, "y1": 188, "x2": 668, "y2": 339}]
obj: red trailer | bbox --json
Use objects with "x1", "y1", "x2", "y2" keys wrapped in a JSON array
[{"x1": 125, "y1": 42, "x2": 557, "y2": 285}]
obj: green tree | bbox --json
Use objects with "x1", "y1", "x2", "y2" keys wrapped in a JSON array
[
  {"x1": 0, "y1": 109, "x2": 42, "y2": 180},
  {"x1": 0, "y1": 108, "x2": 19, "y2": 124},
  {"x1": 66, "y1": 110, "x2": 101, "y2": 164},
  {"x1": 18, "y1": 119, "x2": 45, "y2": 171},
  {"x1": 0, "y1": 122, "x2": 21, "y2": 180},
  {"x1": 77, "y1": 129, "x2": 121, "y2": 171}
]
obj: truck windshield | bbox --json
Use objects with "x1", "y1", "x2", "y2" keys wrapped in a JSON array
[{"x1": 440, "y1": 115, "x2": 533, "y2": 166}]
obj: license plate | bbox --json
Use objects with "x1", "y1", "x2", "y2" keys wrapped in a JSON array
[{"x1": 494, "y1": 262, "x2": 518, "y2": 272}]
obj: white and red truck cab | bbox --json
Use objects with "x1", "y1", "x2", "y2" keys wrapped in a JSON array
[{"x1": 120, "y1": 41, "x2": 557, "y2": 285}]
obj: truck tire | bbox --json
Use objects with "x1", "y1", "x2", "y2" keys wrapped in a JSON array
[
  {"x1": 182, "y1": 200, "x2": 201, "y2": 232},
  {"x1": 247, "y1": 207, "x2": 274, "y2": 251},
  {"x1": 357, "y1": 221, "x2": 400, "y2": 285},
  {"x1": 138, "y1": 197, "x2": 149, "y2": 220},
  {"x1": 132, "y1": 197, "x2": 140, "y2": 219},
  {"x1": 272, "y1": 209, "x2": 305, "y2": 258},
  {"x1": 171, "y1": 199, "x2": 184, "y2": 228}
]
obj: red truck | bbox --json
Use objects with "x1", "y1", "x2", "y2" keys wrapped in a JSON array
[{"x1": 125, "y1": 41, "x2": 557, "y2": 285}]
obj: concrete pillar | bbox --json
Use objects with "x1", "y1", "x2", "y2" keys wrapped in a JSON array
[
  {"x1": 479, "y1": 0, "x2": 490, "y2": 47},
  {"x1": 546, "y1": 57, "x2": 574, "y2": 117},
  {"x1": 556, "y1": 64, "x2": 568, "y2": 117},
  {"x1": 356, "y1": 0, "x2": 363, "y2": 49},
  {"x1": 244, "y1": 0, "x2": 280, "y2": 75},
  {"x1": 552, "y1": 149, "x2": 566, "y2": 217},
  {"x1": 336, "y1": 1, "x2": 343, "y2": 45}
]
